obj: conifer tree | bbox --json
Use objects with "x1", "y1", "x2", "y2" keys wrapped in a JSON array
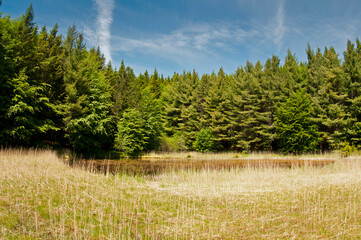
[
  {"x1": 0, "y1": 14, "x2": 14, "y2": 145},
  {"x1": 231, "y1": 62, "x2": 265, "y2": 151},
  {"x1": 307, "y1": 46, "x2": 347, "y2": 150},
  {"x1": 63, "y1": 27, "x2": 113, "y2": 153},
  {"x1": 178, "y1": 70, "x2": 202, "y2": 148},
  {"x1": 2, "y1": 6, "x2": 58, "y2": 146},
  {"x1": 258, "y1": 56, "x2": 282, "y2": 150},
  {"x1": 112, "y1": 60, "x2": 139, "y2": 117},
  {"x1": 203, "y1": 68, "x2": 233, "y2": 149},
  {"x1": 343, "y1": 39, "x2": 361, "y2": 146},
  {"x1": 281, "y1": 50, "x2": 306, "y2": 95},
  {"x1": 162, "y1": 73, "x2": 182, "y2": 136},
  {"x1": 36, "y1": 24, "x2": 66, "y2": 145},
  {"x1": 149, "y1": 68, "x2": 162, "y2": 99}
]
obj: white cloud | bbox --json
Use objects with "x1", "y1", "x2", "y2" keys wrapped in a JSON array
[
  {"x1": 112, "y1": 22, "x2": 260, "y2": 66},
  {"x1": 109, "y1": 1, "x2": 361, "y2": 75},
  {"x1": 274, "y1": 0, "x2": 286, "y2": 51},
  {"x1": 86, "y1": 0, "x2": 115, "y2": 63},
  {"x1": 260, "y1": 0, "x2": 286, "y2": 54}
]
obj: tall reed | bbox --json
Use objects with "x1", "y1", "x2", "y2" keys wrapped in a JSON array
[{"x1": 1, "y1": 148, "x2": 360, "y2": 239}]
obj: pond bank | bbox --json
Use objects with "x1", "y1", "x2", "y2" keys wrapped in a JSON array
[{"x1": 72, "y1": 157, "x2": 336, "y2": 175}]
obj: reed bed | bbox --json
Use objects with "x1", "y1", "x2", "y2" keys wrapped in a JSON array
[
  {"x1": 1, "y1": 148, "x2": 361, "y2": 239},
  {"x1": 142, "y1": 151, "x2": 340, "y2": 161}
]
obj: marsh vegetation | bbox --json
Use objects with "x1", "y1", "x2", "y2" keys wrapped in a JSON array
[
  {"x1": 73, "y1": 152, "x2": 336, "y2": 175},
  {"x1": 1, "y1": 149, "x2": 361, "y2": 239}
]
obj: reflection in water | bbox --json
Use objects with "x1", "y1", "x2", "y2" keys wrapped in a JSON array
[{"x1": 71, "y1": 158, "x2": 335, "y2": 176}]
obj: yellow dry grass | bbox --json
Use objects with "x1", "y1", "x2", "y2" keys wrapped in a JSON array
[{"x1": 1, "y1": 148, "x2": 361, "y2": 239}]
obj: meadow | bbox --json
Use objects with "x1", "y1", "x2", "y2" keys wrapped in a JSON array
[{"x1": 1, "y1": 148, "x2": 361, "y2": 239}]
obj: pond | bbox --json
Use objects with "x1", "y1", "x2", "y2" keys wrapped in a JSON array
[{"x1": 71, "y1": 157, "x2": 336, "y2": 176}]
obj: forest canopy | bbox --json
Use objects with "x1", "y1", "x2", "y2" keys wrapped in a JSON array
[{"x1": 1, "y1": 6, "x2": 361, "y2": 155}]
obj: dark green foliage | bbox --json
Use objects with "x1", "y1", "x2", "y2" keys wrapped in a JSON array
[
  {"x1": 6, "y1": 71, "x2": 57, "y2": 145},
  {"x1": 193, "y1": 128, "x2": 218, "y2": 152},
  {"x1": 276, "y1": 90, "x2": 320, "y2": 153},
  {"x1": 203, "y1": 68, "x2": 234, "y2": 149},
  {"x1": 63, "y1": 39, "x2": 114, "y2": 153},
  {"x1": 2, "y1": 6, "x2": 361, "y2": 154},
  {"x1": 231, "y1": 61, "x2": 271, "y2": 151},
  {"x1": 0, "y1": 15, "x2": 14, "y2": 145},
  {"x1": 343, "y1": 39, "x2": 361, "y2": 147},
  {"x1": 307, "y1": 46, "x2": 348, "y2": 150},
  {"x1": 111, "y1": 60, "x2": 139, "y2": 117},
  {"x1": 162, "y1": 71, "x2": 203, "y2": 148},
  {"x1": 0, "y1": 6, "x2": 60, "y2": 146}
]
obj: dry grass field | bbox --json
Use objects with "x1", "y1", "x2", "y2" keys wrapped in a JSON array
[{"x1": 1, "y1": 148, "x2": 361, "y2": 239}]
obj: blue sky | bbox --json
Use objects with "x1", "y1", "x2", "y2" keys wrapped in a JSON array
[{"x1": 2, "y1": 0, "x2": 361, "y2": 76}]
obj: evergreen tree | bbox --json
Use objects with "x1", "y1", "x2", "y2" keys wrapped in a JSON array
[
  {"x1": 258, "y1": 56, "x2": 282, "y2": 150},
  {"x1": 307, "y1": 45, "x2": 348, "y2": 150},
  {"x1": 38, "y1": 24, "x2": 64, "y2": 103},
  {"x1": 178, "y1": 71, "x2": 202, "y2": 148},
  {"x1": 112, "y1": 60, "x2": 139, "y2": 117},
  {"x1": 1, "y1": 6, "x2": 58, "y2": 146},
  {"x1": 0, "y1": 14, "x2": 14, "y2": 145},
  {"x1": 281, "y1": 50, "x2": 306, "y2": 96},
  {"x1": 203, "y1": 68, "x2": 233, "y2": 149},
  {"x1": 231, "y1": 61, "x2": 265, "y2": 151},
  {"x1": 162, "y1": 73, "x2": 182, "y2": 136},
  {"x1": 343, "y1": 39, "x2": 361, "y2": 147},
  {"x1": 149, "y1": 68, "x2": 162, "y2": 99},
  {"x1": 63, "y1": 27, "x2": 113, "y2": 153},
  {"x1": 36, "y1": 24, "x2": 66, "y2": 146}
]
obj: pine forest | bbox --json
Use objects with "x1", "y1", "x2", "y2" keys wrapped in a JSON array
[{"x1": 2, "y1": 6, "x2": 361, "y2": 156}]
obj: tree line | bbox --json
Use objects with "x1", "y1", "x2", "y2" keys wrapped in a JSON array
[{"x1": 1, "y1": 6, "x2": 361, "y2": 155}]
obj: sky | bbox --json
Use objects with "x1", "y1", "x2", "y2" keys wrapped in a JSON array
[{"x1": 2, "y1": 0, "x2": 361, "y2": 76}]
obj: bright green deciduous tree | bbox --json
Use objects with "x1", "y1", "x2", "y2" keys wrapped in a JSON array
[
  {"x1": 276, "y1": 90, "x2": 320, "y2": 153},
  {"x1": 193, "y1": 128, "x2": 218, "y2": 152},
  {"x1": 114, "y1": 109, "x2": 146, "y2": 156},
  {"x1": 114, "y1": 88, "x2": 163, "y2": 155}
]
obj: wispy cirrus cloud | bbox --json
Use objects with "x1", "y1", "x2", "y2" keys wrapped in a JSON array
[
  {"x1": 85, "y1": 0, "x2": 115, "y2": 63},
  {"x1": 112, "y1": 22, "x2": 259, "y2": 67},
  {"x1": 110, "y1": 1, "x2": 289, "y2": 70},
  {"x1": 261, "y1": 0, "x2": 286, "y2": 53},
  {"x1": 109, "y1": 0, "x2": 361, "y2": 75},
  {"x1": 274, "y1": 1, "x2": 286, "y2": 51}
]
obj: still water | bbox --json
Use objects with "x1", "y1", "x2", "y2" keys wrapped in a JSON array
[{"x1": 71, "y1": 158, "x2": 335, "y2": 175}]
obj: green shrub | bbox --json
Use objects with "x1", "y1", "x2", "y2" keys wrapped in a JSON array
[
  {"x1": 159, "y1": 132, "x2": 186, "y2": 152},
  {"x1": 193, "y1": 128, "x2": 218, "y2": 152},
  {"x1": 341, "y1": 142, "x2": 358, "y2": 157}
]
